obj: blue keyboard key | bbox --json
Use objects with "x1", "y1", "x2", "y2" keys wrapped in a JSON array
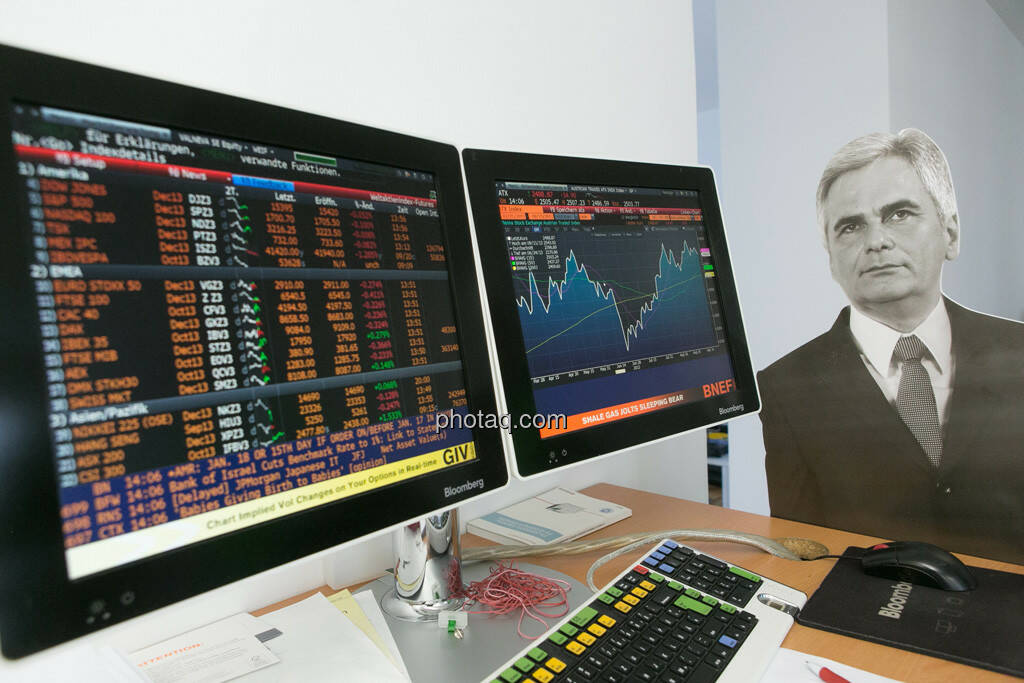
[
  {"x1": 718, "y1": 635, "x2": 738, "y2": 648},
  {"x1": 651, "y1": 551, "x2": 666, "y2": 561},
  {"x1": 657, "y1": 545, "x2": 673, "y2": 555},
  {"x1": 663, "y1": 540, "x2": 679, "y2": 549},
  {"x1": 643, "y1": 557, "x2": 659, "y2": 567},
  {"x1": 658, "y1": 563, "x2": 676, "y2": 574}
]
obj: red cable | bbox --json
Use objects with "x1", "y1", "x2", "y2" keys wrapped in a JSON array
[{"x1": 461, "y1": 561, "x2": 571, "y2": 638}]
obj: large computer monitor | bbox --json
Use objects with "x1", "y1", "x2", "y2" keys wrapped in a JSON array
[
  {"x1": 0, "y1": 45, "x2": 507, "y2": 658},
  {"x1": 462, "y1": 149, "x2": 759, "y2": 478}
]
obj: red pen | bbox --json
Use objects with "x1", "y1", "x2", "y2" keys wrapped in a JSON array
[{"x1": 806, "y1": 660, "x2": 852, "y2": 683}]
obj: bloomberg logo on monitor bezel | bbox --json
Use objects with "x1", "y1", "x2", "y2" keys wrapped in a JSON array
[{"x1": 443, "y1": 478, "x2": 485, "y2": 498}]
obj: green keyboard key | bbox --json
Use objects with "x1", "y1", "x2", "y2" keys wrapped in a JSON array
[
  {"x1": 549, "y1": 632, "x2": 568, "y2": 645},
  {"x1": 597, "y1": 593, "x2": 615, "y2": 604},
  {"x1": 528, "y1": 647, "x2": 547, "y2": 662},
  {"x1": 684, "y1": 588, "x2": 701, "y2": 599},
  {"x1": 667, "y1": 580, "x2": 684, "y2": 591},
  {"x1": 570, "y1": 606, "x2": 599, "y2": 628},
  {"x1": 649, "y1": 572, "x2": 665, "y2": 582},
  {"x1": 559, "y1": 623, "x2": 579, "y2": 636},
  {"x1": 729, "y1": 566, "x2": 762, "y2": 582},
  {"x1": 674, "y1": 595, "x2": 713, "y2": 615},
  {"x1": 720, "y1": 603, "x2": 737, "y2": 614},
  {"x1": 500, "y1": 668, "x2": 523, "y2": 683},
  {"x1": 514, "y1": 657, "x2": 535, "y2": 673},
  {"x1": 607, "y1": 586, "x2": 624, "y2": 598},
  {"x1": 701, "y1": 596, "x2": 718, "y2": 607}
]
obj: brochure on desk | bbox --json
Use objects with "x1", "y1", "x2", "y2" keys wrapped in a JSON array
[{"x1": 468, "y1": 487, "x2": 631, "y2": 545}]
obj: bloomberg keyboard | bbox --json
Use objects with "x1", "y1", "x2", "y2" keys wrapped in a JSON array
[{"x1": 483, "y1": 539, "x2": 806, "y2": 683}]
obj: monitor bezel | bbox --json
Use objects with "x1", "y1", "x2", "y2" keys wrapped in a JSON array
[
  {"x1": 0, "y1": 44, "x2": 508, "y2": 658},
  {"x1": 463, "y1": 148, "x2": 760, "y2": 478}
]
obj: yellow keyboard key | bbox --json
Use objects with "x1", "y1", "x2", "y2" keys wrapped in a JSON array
[
  {"x1": 546, "y1": 657, "x2": 566, "y2": 673},
  {"x1": 639, "y1": 580, "x2": 657, "y2": 591},
  {"x1": 587, "y1": 623, "x2": 607, "y2": 637},
  {"x1": 533, "y1": 670, "x2": 554, "y2": 683},
  {"x1": 623, "y1": 594, "x2": 640, "y2": 605},
  {"x1": 565, "y1": 641, "x2": 586, "y2": 656},
  {"x1": 577, "y1": 632, "x2": 596, "y2": 646},
  {"x1": 613, "y1": 601, "x2": 632, "y2": 613},
  {"x1": 631, "y1": 587, "x2": 649, "y2": 598},
  {"x1": 598, "y1": 614, "x2": 617, "y2": 628}
]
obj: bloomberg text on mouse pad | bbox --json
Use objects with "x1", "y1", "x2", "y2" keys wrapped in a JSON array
[{"x1": 797, "y1": 546, "x2": 1024, "y2": 677}]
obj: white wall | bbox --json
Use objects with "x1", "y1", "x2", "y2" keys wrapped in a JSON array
[
  {"x1": 1, "y1": 0, "x2": 697, "y2": 164},
  {"x1": 888, "y1": 0, "x2": 1024, "y2": 322},
  {"x1": 712, "y1": 0, "x2": 891, "y2": 514},
  {"x1": 0, "y1": 0, "x2": 703, "y2": 674}
]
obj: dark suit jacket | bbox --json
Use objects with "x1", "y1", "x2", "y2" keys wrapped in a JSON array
[{"x1": 758, "y1": 298, "x2": 1024, "y2": 564}]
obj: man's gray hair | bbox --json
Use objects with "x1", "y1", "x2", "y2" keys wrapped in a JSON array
[{"x1": 816, "y1": 128, "x2": 958, "y2": 240}]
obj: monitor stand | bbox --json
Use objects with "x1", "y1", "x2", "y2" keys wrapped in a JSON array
[
  {"x1": 381, "y1": 508, "x2": 465, "y2": 621},
  {"x1": 371, "y1": 506, "x2": 590, "y2": 681},
  {"x1": 370, "y1": 558, "x2": 589, "y2": 683}
]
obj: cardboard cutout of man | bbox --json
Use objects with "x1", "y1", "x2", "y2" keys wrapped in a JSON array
[{"x1": 758, "y1": 129, "x2": 1024, "y2": 564}]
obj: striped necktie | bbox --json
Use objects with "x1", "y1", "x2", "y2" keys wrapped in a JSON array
[{"x1": 893, "y1": 335, "x2": 942, "y2": 467}]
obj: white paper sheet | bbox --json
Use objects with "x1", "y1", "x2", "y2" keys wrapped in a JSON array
[
  {"x1": 353, "y1": 589, "x2": 410, "y2": 678},
  {"x1": 15, "y1": 644, "x2": 145, "y2": 683},
  {"x1": 237, "y1": 593, "x2": 408, "y2": 682},
  {"x1": 327, "y1": 589, "x2": 400, "y2": 670},
  {"x1": 762, "y1": 648, "x2": 902, "y2": 683}
]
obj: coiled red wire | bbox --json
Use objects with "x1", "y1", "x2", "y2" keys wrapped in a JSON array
[{"x1": 461, "y1": 561, "x2": 571, "y2": 638}]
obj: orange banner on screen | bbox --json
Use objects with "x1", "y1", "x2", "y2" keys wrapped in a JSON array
[
  {"x1": 539, "y1": 389, "x2": 701, "y2": 438},
  {"x1": 499, "y1": 204, "x2": 528, "y2": 220}
]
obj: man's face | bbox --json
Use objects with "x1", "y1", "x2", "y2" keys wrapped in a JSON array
[{"x1": 822, "y1": 155, "x2": 958, "y2": 320}]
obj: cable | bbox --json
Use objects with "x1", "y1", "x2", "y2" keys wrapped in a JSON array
[
  {"x1": 461, "y1": 561, "x2": 571, "y2": 638},
  {"x1": 462, "y1": 529, "x2": 827, "y2": 563},
  {"x1": 461, "y1": 529, "x2": 832, "y2": 592}
]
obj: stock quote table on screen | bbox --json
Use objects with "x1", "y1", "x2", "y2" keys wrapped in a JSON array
[
  {"x1": 10, "y1": 104, "x2": 475, "y2": 578},
  {"x1": 496, "y1": 180, "x2": 736, "y2": 436}
]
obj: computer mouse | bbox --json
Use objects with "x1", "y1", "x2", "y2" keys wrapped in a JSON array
[{"x1": 861, "y1": 541, "x2": 978, "y2": 591}]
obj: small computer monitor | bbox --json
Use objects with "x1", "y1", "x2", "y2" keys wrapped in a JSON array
[
  {"x1": 0, "y1": 45, "x2": 506, "y2": 658},
  {"x1": 462, "y1": 149, "x2": 759, "y2": 478}
]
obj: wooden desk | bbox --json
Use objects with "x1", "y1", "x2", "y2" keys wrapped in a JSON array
[
  {"x1": 259, "y1": 483, "x2": 1021, "y2": 682},
  {"x1": 508, "y1": 483, "x2": 1020, "y2": 683}
]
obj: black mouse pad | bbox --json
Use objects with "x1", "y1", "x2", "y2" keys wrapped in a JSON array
[{"x1": 797, "y1": 546, "x2": 1024, "y2": 677}]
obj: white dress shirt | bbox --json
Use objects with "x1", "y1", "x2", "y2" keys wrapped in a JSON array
[{"x1": 848, "y1": 300, "x2": 954, "y2": 426}]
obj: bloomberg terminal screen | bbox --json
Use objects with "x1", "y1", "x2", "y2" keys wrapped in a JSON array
[
  {"x1": 496, "y1": 181, "x2": 737, "y2": 437},
  {"x1": 10, "y1": 103, "x2": 475, "y2": 579}
]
